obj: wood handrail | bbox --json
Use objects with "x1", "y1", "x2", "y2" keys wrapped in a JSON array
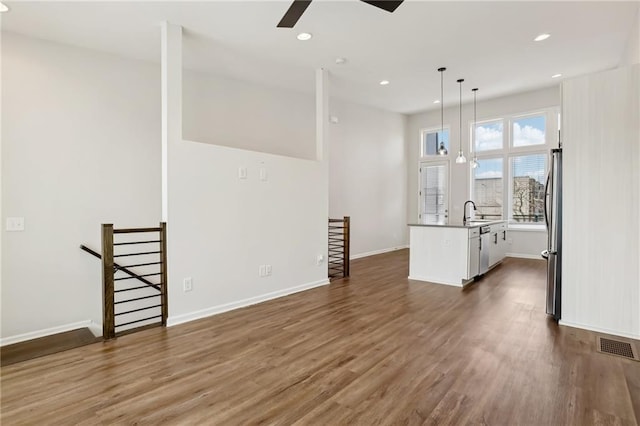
[{"x1": 80, "y1": 245, "x2": 161, "y2": 292}]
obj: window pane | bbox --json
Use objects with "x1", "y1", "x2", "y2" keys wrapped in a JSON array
[
  {"x1": 422, "y1": 129, "x2": 449, "y2": 156},
  {"x1": 472, "y1": 158, "x2": 503, "y2": 220},
  {"x1": 420, "y1": 163, "x2": 448, "y2": 224},
  {"x1": 511, "y1": 154, "x2": 546, "y2": 223},
  {"x1": 474, "y1": 120, "x2": 503, "y2": 152},
  {"x1": 513, "y1": 115, "x2": 546, "y2": 147}
]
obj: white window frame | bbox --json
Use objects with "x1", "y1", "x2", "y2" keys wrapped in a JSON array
[
  {"x1": 472, "y1": 117, "x2": 505, "y2": 155},
  {"x1": 420, "y1": 125, "x2": 451, "y2": 159},
  {"x1": 507, "y1": 152, "x2": 548, "y2": 228},
  {"x1": 509, "y1": 112, "x2": 550, "y2": 153},
  {"x1": 418, "y1": 160, "x2": 450, "y2": 224},
  {"x1": 469, "y1": 107, "x2": 558, "y2": 229}
]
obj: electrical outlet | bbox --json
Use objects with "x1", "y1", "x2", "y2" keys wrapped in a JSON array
[
  {"x1": 316, "y1": 254, "x2": 324, "y2": 266},
  {"x1": 183, "y1": 277, "x2": 193, "y2": 292},
  {"x1": 259, "y1": 167, "x2": 268, "y2": 181},
  {"x1": 265, "y1": 264, "x2": 272, "y2": 276},
  {"x1": 259, "y1": 265, "x2": 265, "y2": 277},
  {"x1": 6, "y1": 217, "x2": 25, "y2": 232}
]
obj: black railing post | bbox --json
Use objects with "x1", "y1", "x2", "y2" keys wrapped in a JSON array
[
  {"x1": 343, "y1": 216, "x2": 350, "y2": 278},
  {"x1": 160, "y1": 222, "x2": 168, "y2": 326}
]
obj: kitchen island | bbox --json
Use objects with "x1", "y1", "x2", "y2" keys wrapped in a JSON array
[{"x1": 408, "y1": 220, "x2": 507, "y2": 287}]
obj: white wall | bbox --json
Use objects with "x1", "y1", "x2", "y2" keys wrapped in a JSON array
[
  {"x1": 620, "y1": 8, "x2": 640, "y2": 66},
  {"x1": 163, "y1": 25, "x2": 329, "y2": 325},
  {"x1": 167, "y1": 142, "x2": 329, "y2": 324},
  {"x1": 406, "y1": 86, "x2": 559, "y2": 257},
  {"x1": 561, "y1": 65, "x2": 639, "y2": 339},
  {"x1": 183, "y1": 69, "x2": 316, "y2": 160},
  {"x1": 1, "y1": 33, "x2": 161, "y2": 341},
  {"x1": 328, "y1": 100, "x2": 408, "y2": 258}
]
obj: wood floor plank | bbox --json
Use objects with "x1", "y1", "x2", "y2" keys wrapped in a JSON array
[{"x1": 1, "y1": 250, "x2": 638, "y2": 425}]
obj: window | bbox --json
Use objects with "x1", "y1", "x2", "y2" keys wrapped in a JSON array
[
  {"x1": 470, "y1": 108, "x2": 557, "y2": 226},
  {"x1": 473, "y1": 158, "x2": 503, "y2": 220},
  {"x1": 474, "y1": 120, "x2": 503, "y2": 152},
  {"x1": 419, "y1": 162, "x2": 448, "y2": 224},
  {"x1": 512, "y1": 115, "x2": 546, "y2": 148},
  {"x1": 510, "y1": 154, "x2": 546, "y2": 223},
  {"x1": 421, "y1": 128, "x2": 449, "y2": 157}
]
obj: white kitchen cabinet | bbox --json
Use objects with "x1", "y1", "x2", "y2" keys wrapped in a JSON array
[
  {"x1": 489, "y1": 222, "x2": 507, "y2": 268},
  {"x1": 467, "y1": 227, "x2": 480, "y2": 280},
  {"x1": 408, "y1": 220, "x2": 505, "y2": 287},
  {"x1": 488, "y1": 222, "x2": 507, "y2": 268},
  {"x1": 561, "y1": 64, "x2": 639, "y2": 337}
]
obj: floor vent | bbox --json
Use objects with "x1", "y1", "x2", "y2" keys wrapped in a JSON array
[{"x1": 596, "y1": 336, "x2": 639, "y2": 361}]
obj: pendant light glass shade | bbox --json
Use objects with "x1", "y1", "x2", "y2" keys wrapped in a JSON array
[
  {"x1": 470, "y1": 88, "x2": 479, "y2": 168},
  {"x1": 437, "y1": 67, "x2": 448, "y2": 156},
  {"x1": 455, "y1": 78, "x2": 467, "y2": 164}
]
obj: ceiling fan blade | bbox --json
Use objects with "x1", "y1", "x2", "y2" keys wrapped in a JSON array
[
  {"x1": 277, "y1": 0, "x2": 313, "y2": 28},
  {"x1": 360, "y1": 0, "x2": 404, "y2": 13}
]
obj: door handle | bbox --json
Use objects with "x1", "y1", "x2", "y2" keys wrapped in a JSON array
[
  {"x1": 544, "y1": 172, "x2": 550, "y2": 230},
  {"x1": 494, "y1": 234, "x2": 498, "y2": 244},
  {"x1": 502, "y1": 230, "x2": 506, "y2": 240}
]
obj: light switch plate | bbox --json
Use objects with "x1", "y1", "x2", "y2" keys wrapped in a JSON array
[
  {"x1": 238, "y1": 167, "x2": 247, "y2": 180},
  {"x1": 259, "y1": 168, "x2": 267, "y2": 181},
  {"x1": 6, "y1": 217, "x2": 25, "y2": 232}
]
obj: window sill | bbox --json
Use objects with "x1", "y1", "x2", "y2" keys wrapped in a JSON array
[{"x1": 508, "y1": 224, "x2": 547, "y2": 232}]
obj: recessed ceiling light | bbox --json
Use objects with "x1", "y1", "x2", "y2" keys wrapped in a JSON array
[
  {"x1": 534, "y1": 33, "x2": 551, "y2": 42},
  {"x1": 551, "y1": 73, "x2": 562, "y2": 79},
  {"x1": 296, "y1": 32, "x2": 312, "y2": 41},
  {"x1": 0, "y1": 2, "x2": 9, "y2": 12},
  {"x1": 433, "y1": 100, "x2": 441, "y2": 104},
  {"x1": 379, "y1": 80, "x2": 390, "y2": 86},
  {"x1": 335, "y1": 57, "x2": 346, "y2": 65}
]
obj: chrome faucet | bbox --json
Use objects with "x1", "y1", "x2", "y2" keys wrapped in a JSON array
[{"x1": 463, "y1": 200, "x2": 477, "y2": 226}]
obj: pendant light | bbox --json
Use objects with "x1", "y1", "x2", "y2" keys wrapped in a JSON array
[
  {"x1": 455, "y1": 78, "x2": 467, "y2": 164},
  {"x1": 437, "y1": 67, "x2": 448, "y2": 156},
  {"x1": 470, "y1": 88, "x2": 479, "y2": 168}
]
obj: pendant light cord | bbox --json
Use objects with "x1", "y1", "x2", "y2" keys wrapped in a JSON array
[
  {"x1": 458, "y1": 79, "x2": 463, "y2": 151},
  {"x1": 472, "y1": 88, "x2": 478, "y2": 166},
  {"x1": 440, "y1": 69, "x2": 444, "y2": 135}
]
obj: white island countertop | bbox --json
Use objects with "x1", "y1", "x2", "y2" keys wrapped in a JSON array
[{"x1": 408, "y1": 219, "x2": 505, "y2": 229}]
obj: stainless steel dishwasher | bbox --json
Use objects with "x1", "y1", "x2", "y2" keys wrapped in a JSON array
[{"x1": 479, "y1": 225, "x2": 491, "y2": 274}]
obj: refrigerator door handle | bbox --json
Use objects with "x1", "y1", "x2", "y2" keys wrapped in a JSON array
[{"x1": 543, "y1": 171, "x2": 550, "y2": 230}]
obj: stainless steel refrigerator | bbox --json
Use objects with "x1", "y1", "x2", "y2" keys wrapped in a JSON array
[{"x1": 542, "y1": 148, "x2": 562, "y2": 321}]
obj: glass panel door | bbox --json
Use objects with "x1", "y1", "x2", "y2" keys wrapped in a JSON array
[{"x1": 419, "y1": 162, "x2": 448, "y2": 224}]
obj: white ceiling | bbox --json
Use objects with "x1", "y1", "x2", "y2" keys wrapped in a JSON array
[{"x1": 2, "y1": 1, "x2": 638, "y2": 114}]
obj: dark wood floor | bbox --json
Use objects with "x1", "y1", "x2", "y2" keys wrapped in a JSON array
[
  {"x1": 1, "y1": 328, "x2": 101, "y2": 367},
  {"x1": 1, "y1": 250, "x2": 638, "y2": 424}
]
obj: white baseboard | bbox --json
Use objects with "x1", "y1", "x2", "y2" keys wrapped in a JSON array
[
  {"x1": 559, "y1": 320, "x2": 640, "y2": 341},
  {"x1": 407, "y1": 275, "x2": 463, "y2": 288},
  {"x1": 87, "y1": 321, "x2": 103, "y2": 337},
  {"x1": 0, "y1": 320, "x2": 94, "y2": 347},
  {"x1": 506, "y1": 253, "x2": 544, "y2": 260},
  {"x1": 167, "y1": 278, "x2": 330, "y2": 327},
  {"x1": 351, "y1": 245, "x2": 408, "y2": 260}
]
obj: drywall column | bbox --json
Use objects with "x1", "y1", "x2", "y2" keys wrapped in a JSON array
[
  {"x1": 161, "y1": 22, "x2": 182, "y2": 222},
  {"x1": 316, "y1": 68, "x2": 329, "y2": 162},
  {"x1": 316, "y1": 68, "x2": 330, "y2": 269}
]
